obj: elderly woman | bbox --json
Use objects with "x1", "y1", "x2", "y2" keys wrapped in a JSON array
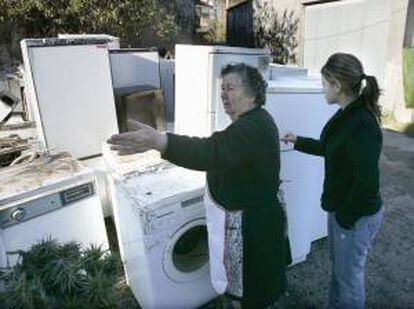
[{"x1": 108, "y1": 63, "x2": 291, "y2": 308}]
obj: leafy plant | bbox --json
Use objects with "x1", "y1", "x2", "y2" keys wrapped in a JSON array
[
  {"x1": 404, "y1": 122, "x2": 414, "y2": 138},
  {"x1": 0, "y1": 0, "x2": 179, "y2": 60},
  {"x1": 0, "y1": 238, "x2": 122, "y2": 308},
  {"x1": 254, "y1": 1, "x2": 299, "y2": 64}
]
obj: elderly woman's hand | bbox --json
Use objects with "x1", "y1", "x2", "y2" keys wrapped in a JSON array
[{"x1": 107, "y1": 120, "x2": 167, "y2": 155}]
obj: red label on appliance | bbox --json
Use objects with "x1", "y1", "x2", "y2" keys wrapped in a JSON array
[{"x1": 95, "y1": 45, "x2": 107, "y2": 49}]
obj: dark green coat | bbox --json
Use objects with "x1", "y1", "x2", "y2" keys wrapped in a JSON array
[
  {"x1": 162, "y1": 106, "x2": 291, "y2": 307},
  {"x1": 294, "y1": 97, "x2": 382, "y2": 229}
]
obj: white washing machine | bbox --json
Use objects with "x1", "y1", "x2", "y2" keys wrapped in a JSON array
[
  {"x1": 0, "y1": 155, "x2": 109, "y2": 267},
  {"x1": 103, "y1": 147, "x2": 218, "y2": 308}
]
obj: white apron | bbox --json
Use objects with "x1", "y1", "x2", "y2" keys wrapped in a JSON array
[{"x1": 204, "y1": 185, "x2": 228, "y2": 294}]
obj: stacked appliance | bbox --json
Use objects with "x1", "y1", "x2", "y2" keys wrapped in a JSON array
[
  {"x1": 269, "y1": 63, "x2": 308, "y2": 79},
  {"x1": 57, "y1": 33, "x2": 120, "y2": 48},
  {"x1": 175, "y1": 44, "x2": 336, "y2": 264},
  {"x1": 174, "y1": 44, "x2": 271, "y2": 136},
  {"x1": 21, "y1": 37, "x2": 120, "y2": 159},
  {"x1": 0, "y1": 155, "x2": 109, "y2": 267},
  {"x1": 21, "y1": 38, "x2": 163, "y2": 159},
  {"x1": 109, "y1": 48, "x2": 160, "y2": 89},
  {"x1": 102, "y1": 146, "x2": 217, "y2": 308},
  {"x1": 265, "y1": 75, "x2": 337, "y2": 263},
  {"x1": 109, "y1": 48, "x2": 164, "y2": 134}
]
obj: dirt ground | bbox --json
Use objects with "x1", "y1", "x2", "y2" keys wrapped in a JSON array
[{"x1": 111, "y1": 129, "x2": 414, "y2": 308}]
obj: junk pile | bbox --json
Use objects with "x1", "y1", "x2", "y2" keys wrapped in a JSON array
[
  {"x1": 0, "y1": 90, "x2": 18, "y2": 126},
  {"x1": 0, "y1": 89, "x2": 38, "y2": 167},
  {"x1": 0, "y1": 135, "x2": 31, "y2": 167},
  {"x1": 0, "y1": 152, "x2": 81, "y2": 197}
]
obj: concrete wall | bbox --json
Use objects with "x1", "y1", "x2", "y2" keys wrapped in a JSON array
[
  {"x1": 303, "y1": 0, "x2": 392, "y2": 85},
  {"x1": 262, "y1": 0, "x2": 413, "y2": 124}
]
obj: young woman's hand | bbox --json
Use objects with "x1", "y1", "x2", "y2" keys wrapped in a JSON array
[
  {"x1": 281, "y1": 133, "x2": 297, "y2": 145},
  {"x1": 107, "y1": 120, "x2": 167, "y2": 155}
]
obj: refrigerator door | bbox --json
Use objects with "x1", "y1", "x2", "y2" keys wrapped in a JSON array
[
  {"x1": 265, "y1": 79, "x2": 337, "y2": 263},
  {"x1": 208, "y1": 51, "x2": 270, "y2": 132},
  {"x1": 208, "y1": 53, "x2": 269, "y2": 133},
  {"x1": 23, "y1": 41, "x2": 118, "y2": 158},
  {"x1": 174, "y1": 45, "x2": 210, "y2": 137},
  {"x1": 174, "y1": 45, "x2": 269, "y2": 137},
  {"x1": 109, "y1": 49, "x2": 160, "y2": 89}
]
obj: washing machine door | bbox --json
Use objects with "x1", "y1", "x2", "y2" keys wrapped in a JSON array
[{"x1": 163, "y1": 218, "x2": 210, "y2": 283}]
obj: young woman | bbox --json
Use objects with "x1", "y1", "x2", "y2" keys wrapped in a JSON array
[{"x1": 282, "y1": 53, "x2": 383, "y2": 309}]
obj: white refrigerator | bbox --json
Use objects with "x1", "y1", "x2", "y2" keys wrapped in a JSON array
[
  {"x1": 21, "y1": 37, "x2": 119, "y2": 158},
  {"x1": 175, "y1": 44, "x2": 271, "y2": 136},
  {"x1": 265, "y1": 76, "x2": 337, "y2": 263},
  {"x1": 109, "y1": 48, "x2": 160, "y2": 89}
]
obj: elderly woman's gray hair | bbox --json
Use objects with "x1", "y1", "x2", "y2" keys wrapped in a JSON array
[{"x1": 221, "y1": 63, "x2": 268, "y2": 106}]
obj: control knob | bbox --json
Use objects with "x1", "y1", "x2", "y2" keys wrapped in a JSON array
[{"x1": 11, "y1": 208, "x2": 26, "y2": 222}]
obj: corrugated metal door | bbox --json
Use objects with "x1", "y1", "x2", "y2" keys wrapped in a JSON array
[{"x1": 226, "y1": 1, "x2": 255, "y2": 47}]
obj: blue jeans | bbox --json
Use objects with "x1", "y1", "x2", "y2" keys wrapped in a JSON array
[{"x1": 328, "y1": 209, "x2": 383, "y2": 309}]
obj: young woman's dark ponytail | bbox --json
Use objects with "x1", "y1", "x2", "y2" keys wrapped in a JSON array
[{"x1": 361, "y1": 74, "x2": 381, "y2": 123}]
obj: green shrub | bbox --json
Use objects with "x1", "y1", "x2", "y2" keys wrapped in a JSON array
[
  {"x1": 404, "y1": 122, "x2": 414, "y2": 138},
  {"x1": 254, "y1": 1, "x2": 299, "y2": 64},
  {"x1": 0, "y1": 238, "x2": 122, "y2": 308},
  {"x1": 0, "y1": 0, "x2": 179, "y2": 60}
]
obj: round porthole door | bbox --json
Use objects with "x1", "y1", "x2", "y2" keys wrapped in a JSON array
[{"x1": 163, "y1": 218, "x2": 209, "y2": 283}]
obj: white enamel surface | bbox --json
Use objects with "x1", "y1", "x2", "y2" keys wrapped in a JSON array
[
  {"x1": 265, "y1": 78, "x2": 337, "y2": 263},
  {"x1": 0, "y1": 162, "x2": 109, "y2": 268},
  {"x1": 21, "y1": 40, "x2": 119, "y2": 158},
  {"x1": 107, "y1": 165, "x2": 218, "y2": 308},
  {"x1": 109, "y1": 50, "x2": 160, "y2": 89},
  {"x1": 174, "y1": 44, "x2": 270, "y2": 137}
]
